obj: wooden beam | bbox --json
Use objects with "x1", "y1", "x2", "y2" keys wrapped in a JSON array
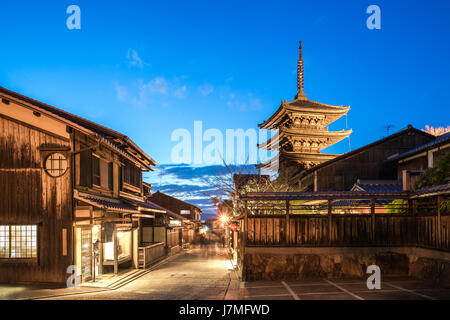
[
  {"x1": 371, "y1": 199, "x2": 376, "y2": 243},
  {"x1": 285, "y1": 200, "x2": 290, "y2": 245},
  {"x1": 328, "y1": 199, "x2": 332, "y2": 245},
  {"x1": 437, "y1": 196, "x2": 442, "y2": 249},
  {"x1": 244, "y1": 200, "x2": 248, "y2": 248}
]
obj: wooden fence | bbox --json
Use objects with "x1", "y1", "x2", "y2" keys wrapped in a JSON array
[
  {"x1": 239, "y1": 195, "x2": 450, "y2": 251},
  {"x1": 138, "y1": 242, "x2": 165, "y2": 268}
]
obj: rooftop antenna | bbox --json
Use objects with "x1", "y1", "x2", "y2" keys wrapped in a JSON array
[
  {"x1": 384, "y1": 124, "x2": 396, "y2": 136},
  {"x1": 296, "y1": 41, "x2": 307, "y2": 100}
]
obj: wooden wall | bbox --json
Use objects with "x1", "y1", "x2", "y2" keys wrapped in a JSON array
[
  {"x1": 0, "y1": 114, "x2": 73, "y2": 283},
  {"x1": 245, "y1": 212, "x2": 450, "y2": 251},
  {"x1": 311, "y1": 130, "x2": 434, "y2": 191}
]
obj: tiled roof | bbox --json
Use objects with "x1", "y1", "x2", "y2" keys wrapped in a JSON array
[
  {"x1": 240, "y1": 183, "x2": 450, "y2": 201},
  {"x1": 413, "y1": 183, "x2": 450, "y2": 197},
  {"x1": 332, "y1": 199, "x2": 394, "y2": 206},
  {"x1": 145, "y1": 200, "x2": 187, "y2": 221},
  {"x1": 385, "y1": 131, "x2": 450, "y2": 162},
  {"x1": 75, "y1": 191, "x2": 139, "y2": 214},
  {"x1": 352, "y1": 180, "x2": 403, "y2": 192},
  {"x1": 121, "y1": 195, "x2": 166, "y2": 213},
  {"x1": 151, "y1": 191, "x2": 203, "y2": 213},
  {"x1": 242, "y1": 190, "x2": 411, "y2": 201}
]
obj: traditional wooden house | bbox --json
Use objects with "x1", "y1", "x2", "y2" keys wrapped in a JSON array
[
  {"x1": 0, "y1": 86, "x2": 161, "y2": 283},
  {"x1": 150, "y1": 191, "x2": 203, "y2": 223},
  {"x1": 294, "y1": 125, "x2": 435, "y2": 191},
  {"x1": 384, "y1": 131, "x2": 450, "y2": 189},
  {"x1": 141, "y1": 182, "x2": 188, "y2": 254}
]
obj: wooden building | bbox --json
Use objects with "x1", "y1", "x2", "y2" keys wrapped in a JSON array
[
  {"x1": 0, "y1": 86, "x2": 163, "y2": 283},
  {"x1": 294, "y1": 125, "x2": 435, "y2": 192},
  {"x1": 385, "y1": 131, "x2": 450, "y2": 189},
  {"x1": 150, "y1": 191, "x2": 203, "y2": 223},
  {"x1": 257, "y1": 41, "x2": 351, "y2": 172}
]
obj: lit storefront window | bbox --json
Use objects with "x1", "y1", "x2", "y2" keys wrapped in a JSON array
[
  {"x1": 117, "y1": 231, "x2": 131, "y2": 260},
  {"x1": 0, "y1": 225, "x2": 37, "y2": 258}
]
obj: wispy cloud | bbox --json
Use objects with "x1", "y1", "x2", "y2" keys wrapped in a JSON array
[
  {"x1": 114, "y1": 82, "x2": 127, "y2": 102},
  {"x1": 145, "y1": 163, "x2": 258, "y2": 217},
  {"x1": 144, "y1": 77, "x2": 168, "y2": 95},
  {"x1": 226, "y1": 92, "x2": 262, "y2": 111},
  {"x1": 126, "y1": 49, "x2": 149, "y2": 69},
  {"x1": 115, "y1": 76, "x2": 187, "y2": 108},
  {"x1": 198, "y1": 83, "x2": 214, "y2": 96},
  {"x1": 174, "y1": 85, "x2": 187, "y2": 98}
]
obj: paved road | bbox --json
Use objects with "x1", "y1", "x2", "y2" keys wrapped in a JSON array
[
  {"x1": 37, "y1": 244, "x2": 450, "y2": 300},
  {"x1": 240, "y1": 278, "x2": 450, "y2": 300},
  {"x1": 46, "y1": 244, "x2": 237, "y2": 300}
]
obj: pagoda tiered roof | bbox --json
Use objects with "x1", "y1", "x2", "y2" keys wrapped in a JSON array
[
  {"x1": 258, "y1": 128, "x2": 352, "y2": 151},
  {"x1": 257, "y1": 41, "x2": 352, "y2": 172},
  {"x1": 258, "y1": 99, "x2": 350, "y2": 130}
]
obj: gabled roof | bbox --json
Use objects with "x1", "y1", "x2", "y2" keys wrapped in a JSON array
[
  {"x1": 145, "y1": 200, "x2": 187, "y2": 221},
  {"x1": 121, "y1": 195, "x2": 166, "y2": 214},
  {"x1": 385, "y1": 131, "x2": 450, "y2": 163},
  {"x1": 295, "y1": 125, "x2": 435, "y2": 178},
  {"x1": 151, "y1": 191, "x2": 203, "y2": 213},
  {"x1": 0, "y1": 86, "x2": 157, "y2": 169},
  {"x1": 351, "y1": 180, "x2": 403, "y2": 192}
]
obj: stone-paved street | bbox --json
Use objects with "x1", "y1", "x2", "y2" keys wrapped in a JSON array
[
  {"x1": 43, "y1": 244, "x2": 238, "y2": 300},
  {"x1": 2, "y1": 244, "x2": 450, "y2": 300}
]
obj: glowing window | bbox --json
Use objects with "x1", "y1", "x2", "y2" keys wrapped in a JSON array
[
  {"x1": 45, "y1": 153, "x2": 68, "y2": 177},
  {"x1": 0, "y1": 225, "x2": 37, "y2": 259}
]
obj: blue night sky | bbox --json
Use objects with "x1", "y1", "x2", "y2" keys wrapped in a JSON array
[{"x1": 1, "y1": 0, "x2": 449, "y2": 218}]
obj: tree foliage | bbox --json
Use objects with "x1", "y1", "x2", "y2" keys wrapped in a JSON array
[{"x1": 415, "y1": 151, "x2": 450, "y2": 189}]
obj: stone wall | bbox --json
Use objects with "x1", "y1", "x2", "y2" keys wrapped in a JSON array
[{"x1": 242, "y1": 247, "x2": 450, "y2": 286}]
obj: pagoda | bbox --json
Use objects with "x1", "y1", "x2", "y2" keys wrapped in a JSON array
[{"x1": 258, "y1": 41, "x2": 352, "y2": 172}]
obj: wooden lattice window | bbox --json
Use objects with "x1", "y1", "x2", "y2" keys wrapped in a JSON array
[
  {"x1": 0, "y1": 225, "x2": 37, "y2": 259},
  {"x1": 44, "y1": 153, "x2": 68, "y2": 177}
]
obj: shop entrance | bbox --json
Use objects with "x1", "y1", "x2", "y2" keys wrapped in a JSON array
[{"x1": 80, "y1": 228, "x2": 92, "y2": 281}]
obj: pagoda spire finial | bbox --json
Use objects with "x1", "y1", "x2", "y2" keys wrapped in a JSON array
[{"x1": 296, "y1": 41, "x2": 307, "y2": 100}]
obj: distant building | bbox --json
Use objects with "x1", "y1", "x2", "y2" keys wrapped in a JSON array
[{"x1": 150, "y1": 191, "x2": 203, "y2": 223}]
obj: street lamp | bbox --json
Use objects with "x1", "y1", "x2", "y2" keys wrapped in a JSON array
[{"x1": 220, "y1": 215, "x2": 229, "y2": 224}]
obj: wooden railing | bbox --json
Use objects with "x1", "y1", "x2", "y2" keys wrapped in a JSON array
[
  {"x1": 138, "y1": 242, "x2": 165, "y2": 269},
  {"x1": 245, "y1": 213, "x2": 450, "y2": 250},
  {"x1": 239, "y1": 195, "x2": 450, "y2": 251}
]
